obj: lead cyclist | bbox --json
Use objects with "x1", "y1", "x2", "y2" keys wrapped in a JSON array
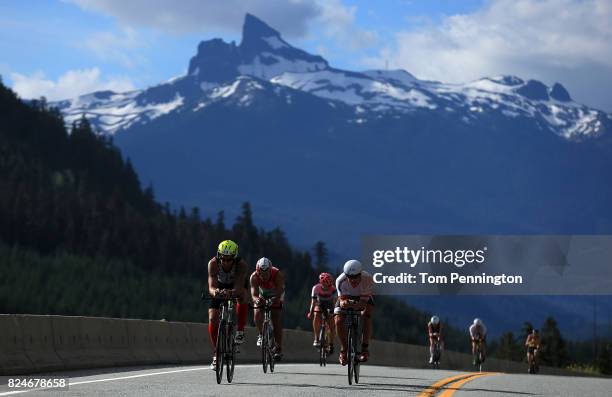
[{"x1": 334, "y1": 260, "x2": 374, "y2": 365}]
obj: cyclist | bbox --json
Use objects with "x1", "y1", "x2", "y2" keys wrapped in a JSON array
[
  {"x1": 250, "y1": 257, "x2": 286, "y2": 361},
  {"x1": 334, "y1": 259, "x2": 374, "y2": 365},
  {"x1": 525, "y1": 329, "x2": 541, "y2": 371},
  {"x1": 207, "y1": 240, "x2": 249, "y2": 370},
  {"x1": 428, "y1": 315, "x2": 444, "y2": 364},
  {"x1": 469, "y1": 318, "x2": 487, "y2": 365},
  {"x1": 308, "y1": 272, "x2": 337, "y2": 353}
]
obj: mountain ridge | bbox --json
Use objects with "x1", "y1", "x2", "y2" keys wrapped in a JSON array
[{"x1": 52, "y1": 14, "x2": 610, "y2": 140}]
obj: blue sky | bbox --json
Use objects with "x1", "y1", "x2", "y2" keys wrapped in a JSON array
[{"x1": 2, "y1": 0, "x2": 611, "y2": 112}]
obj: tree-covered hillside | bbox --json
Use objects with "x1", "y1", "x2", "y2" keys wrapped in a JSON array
[{"x1": 0, "y1": 80, "x2": 468, "y2": 349}]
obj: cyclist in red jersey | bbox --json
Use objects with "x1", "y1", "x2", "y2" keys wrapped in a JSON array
[
  {"x1": 250, "y1": 257, "x2": 285, "y2": 361},
  {"x1": 308, "y1": 272, "x2": 337, "y2": 353}
]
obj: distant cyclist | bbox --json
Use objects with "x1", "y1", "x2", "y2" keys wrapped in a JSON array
[
  {"x1": 308, "y1": 272, "x2": 337, "y2": 353},
  {"x1": 525, "y1": 329, "x2": 541, "y2": 370},
  {"x1": 469, "y1": 318, "x2": 487, "y2": 365},
  {"x1": 207, "y1": 240, "x2": 249, "y2": 369},
  {"x1": 428, "y1": 315, "x2": 444, "y2": 364},
  {"x1": 250, "y1": 257, "x2": 286, "y2": 361},
  {"x1": 334, "y1": 259, "x2": 374, "y2": 365}
]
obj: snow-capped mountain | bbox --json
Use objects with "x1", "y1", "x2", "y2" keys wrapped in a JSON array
[
  {"x1": 52, "y1": 14, "x2": 612, "y2": 340},
  {"x1": 52, "y1": 13, "x2": 612, "y2": 249},
  {"x1": 54, "y1": 13, "x2": 610, "y2": 140}
]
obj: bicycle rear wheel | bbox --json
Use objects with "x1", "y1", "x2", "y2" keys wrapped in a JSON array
[
  {"x1": 268, "y1": 324, "x2": 275, "y2": 373},
  {"x1": 215, "y1": 320, "x2": 226, "y2": 384},
  {"x1": 226, "y1": 322, "x2": 235, "y2": 383}
]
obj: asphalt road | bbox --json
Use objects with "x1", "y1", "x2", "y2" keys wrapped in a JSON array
[{"x1": 0, "y1": 363, "x2": 610, "y2": 396}]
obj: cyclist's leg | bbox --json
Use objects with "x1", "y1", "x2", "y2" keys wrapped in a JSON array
[
  {"x1": 313, "y1": 306, "x2": 322, "y2": 344},
  {"x1": 334, "y1": 310, "x2": 348, "y2": 352},
  {"x1": 361, "y1": 300, "x2": 373, "y2": 346},
  {"x1": 429, "y1": 337, "x2": 435, "y2": 360},
  {"x1": 236, "y1": 288, "x2": 248, "y2": 332},
  {"x1": 471, "y1": 339, "x2": 477, "y2": 356},
  {"x1": 254, "y1": 305, "x2": 264, "y2": 334},
  {"x1": 271, "y1": 305, "x2": 283, "y2": 353},
  {"x1": 359, "y1": 303, "x2": 373, "y2": 362},
  {"x1": 208, "y1": 302, "x2": 221, "y2": 348},
  {"x1": 326, "y1": 313, "x2": 336, "y2": 341}
]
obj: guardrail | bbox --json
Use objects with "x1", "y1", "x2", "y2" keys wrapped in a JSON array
[{"x1": 0, "y1": 314, "x2": 577, "y2": 376}]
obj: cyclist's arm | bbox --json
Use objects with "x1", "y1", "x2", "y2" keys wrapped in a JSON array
[
  {"x1": 309, "y1": 297, "x2": 316, "y2": 315},
  {"x1": 208, "y1": 259, "x2": 219, "y2": 297},
  {"x1": 250, "y1": 273, "x2": 260, "y2": 302},
  {"x1": 232, "y1": 259, "x2": 248, "y2": 297},
  {"x1": 358, "y1": 272, "x2": 373, "y2": 307},
  {"x1": 309, "y1": 285, "x2": 317, "y2": 314},
  {"x1": 274, "y1": 270, "x2": 285, "y2": 301}
]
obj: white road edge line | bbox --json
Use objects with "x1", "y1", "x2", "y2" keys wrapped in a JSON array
[{"x1": 0, "y1": 364, "x2": 310, "y2": 396}]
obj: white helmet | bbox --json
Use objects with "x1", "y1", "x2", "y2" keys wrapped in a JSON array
[
  {"x1": 431, "y1": 316, "x2": 440, "y2": 325},
  {"x1": 473, "y1": 318, "x2": 482, "y2": 326},
  {"x1": 343, "y1": 259, "x2": 362, "y2": 276},
  {"x1": 256, "y1": 257, "x2": 272, "y2": 272}
]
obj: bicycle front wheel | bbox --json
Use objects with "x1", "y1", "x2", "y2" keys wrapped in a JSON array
[
  {"x1": 353, "y1": 323, "x2": 360, "y2": 384},
  {"x1": 215, "y1": 320, "x2": 226, "y2": 384},
  {"x1": 262, "y1": 322, "x2": 269, "y2": 373},
  {"x1": 319, "y1": 325, "x2": 326, "y2": 367},
  {"x1": 347, "y1": 325, "x2": 353, "y2": 385}
]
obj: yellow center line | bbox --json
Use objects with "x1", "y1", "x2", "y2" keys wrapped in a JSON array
[
  {"x1": 417, "y1": 373, "x2": 481, "y2": 397},
  {"x1": 438, "y1": 372, "x2": 500, "y2": 397}
]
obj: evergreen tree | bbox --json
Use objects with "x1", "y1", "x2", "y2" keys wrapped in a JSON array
[
  {"x1": 596, "y1": 343, "x2": 611, "y2": 375},
  {"x1": 495, "y1": 332, "x2": 522, "y2": 361},
  {"x1": 540, "y1": 316, "x2": 569, "y2": 367},
  {"x1": 313, "y1": 241, "x2": 328, "y2": 269}
]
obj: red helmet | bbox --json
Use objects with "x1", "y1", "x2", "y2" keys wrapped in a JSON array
[{"x1": 319, "y1": 272, "x2": 334, "y2": 287}]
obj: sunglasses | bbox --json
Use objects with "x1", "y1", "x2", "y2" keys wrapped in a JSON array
[
  {"x1": 347, "y1": 273, "x2": 361, "y2": 279},
  {"x1": 220, "y1": 256, "x2": 234, "y2": 262}
]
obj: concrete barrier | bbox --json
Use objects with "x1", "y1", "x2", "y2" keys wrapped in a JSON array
[
  {"x1": 50, "y1": 316, "x2": 88, "y2": 369},
  {"x1": 15, "y1": 315, "x2": 63, "y2": 372},
  {"x1": 0, "y1": 315, "x2": 594, "y2": 377},
  {"x1": 124, "y1": 318, "x2": 159, "y2": 365},
  {"x1": 185, "y1": 322, "x2": 210, "y2": 362},
  {"x1": 148, "y1": 320, "x2": 180, "y2": 364},
  {"x1": 0, "y1": 315, "x2": 32, "y2": 374},
  {"x1": 168, "y1": 322, "x2": 199, "y2": 363},
  {"x1": 80, "y1": 317, "x2": 134, "y2": 367}
]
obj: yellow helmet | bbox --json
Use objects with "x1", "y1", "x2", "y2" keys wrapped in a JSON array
[{"x1": 217, "y1": 240, "x2": 238, "y2": 258}]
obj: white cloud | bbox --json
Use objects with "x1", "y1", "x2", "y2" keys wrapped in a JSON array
[
  {"x1": 66, "y1": 0, "x2": 319, "y2": 37},
  {"x1": 67, "y1": 0, "x2": 378, "y2": 50},
  {"x1": 316, "y1": 0, "x2": 378, "y2": 50},
  {"x1": 10, "y1": 68, "x2": 135, "y2": 100},
  {"x1": 82, "y1": 28, "x2": 145, "y2": 68},
  {"x1": 365, "y1": 0, "x2": 612, "y2": 111}
]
